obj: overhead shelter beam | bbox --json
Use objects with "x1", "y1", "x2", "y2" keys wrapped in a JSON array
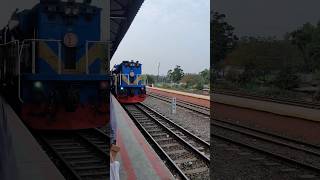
[
  {"x1": 109, "y1": 0, "x2": 145, "y2": 59},
  {"x1": 113, "y1": 0, "x2": 126, "y2": 9},
  {"x1": 110, "y1": 18, "x2": 122, "y2": 26},
  {"x1": 110, "y1": 16, "x2": 127, "y2": 20},
  {"x1": 111, "y1": 8, "x2": 125, "y2": 12}
]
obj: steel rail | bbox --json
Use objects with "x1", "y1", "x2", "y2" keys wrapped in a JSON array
[
  {"x1": 213, "y1": 119, "x2": 320, "y2": 150},
  {"x1": 153, "y1": 91, "x2": 320, "y2": 152},
  {"x1": 148, "y1": 93, "x2": 210, "y2": 116},
  {"x1": 36, "y1": 128, "x2": 109, "y2": 180},
  {"x1": 139, "y1": 102, "x2": 210, "y2": 151},
  {"x1": 123, "y1": 103, "x2": 210, "y2": 180},
  {"x1": 38, "y1": 133, "x2": 83, "y2": 180},
  {"x1": 212, "y1": 123, "x2": 320, "y2": 173}
]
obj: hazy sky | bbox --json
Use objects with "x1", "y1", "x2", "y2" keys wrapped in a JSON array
[
  {"x1": 111, "y1": 0, "x2": 210, "y2": 75},
  {"x1": 214, "y1": 0, "x2": 320, "y2": 38},
  {"x1": 0, "y1": 0, "x2": 210, "y2": 75}
]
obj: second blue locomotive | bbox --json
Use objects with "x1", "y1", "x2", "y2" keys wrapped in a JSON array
[{"x1": 112, "y1": 61, "x2": 146, "y2": 103}]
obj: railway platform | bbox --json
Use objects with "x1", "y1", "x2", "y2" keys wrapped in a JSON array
[
  {"x1": 0, "y1": 96, "x2": 64, "y2": 180},
  {"x1": 110, "y1": 95, "x2": 174, "y2": 180},
  {"x1": 147, "y1": 86, "x2": 210, "y2": 108},
  {"x1": 213, "y1": 93, "x2": 320, "y2": 145}
]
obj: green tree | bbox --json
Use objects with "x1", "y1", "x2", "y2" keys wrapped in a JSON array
[
  {"x1": 290, "y1": 22, "x2": 320, "y2": 72},
  {"x1": 167, "y1": 69, "x2": 173, "y2": 82},
  {"x1": 181, "y1": 73, "x2": 204, "y2": 89},
  {"x1": 200, "y1": 69, "x2": 210, "y2": 84},
  {"x1": 181, "y1": 74, "x2": 199, "y2": 87},
  {"x1": 171, "y1": 65, "x2": 184, "y2": 83},
  {"x1": 195, "y1": 81, "x2": 204, "y2": 90},
  {"x1": 225, "y1": 37, "x2": 304, "y2": 85},
  {"x1": 212, "y1": 11, "x2": 238, "y2": 77},
  {"x1": 146, "y1": 74, "x2": 155, "y2": 84},
  {"x1": 274, "y1": 67, "x2": 300, "y2": 90}
]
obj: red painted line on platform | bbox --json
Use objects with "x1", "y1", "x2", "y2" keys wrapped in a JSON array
[
  {"x1": 117, "y1": 130, "x2": 137, "y2": 180},
  {"x1": 122, "y1": 112, "x2": 172, "y2": 179}
]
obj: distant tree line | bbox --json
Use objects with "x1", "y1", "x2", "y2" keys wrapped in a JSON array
[
  {"x1": 143, "y1": 65, "x2": 209, "y2": 90},
  {"x1": 212, "y1": 11, "x2": 320, "y2": 92},
  {"x1": 211, "y1": 11, "x2": 238, "y2": 79},
  {"x1": 180, "y1": 69, "x2": 210, "y2": 90}
]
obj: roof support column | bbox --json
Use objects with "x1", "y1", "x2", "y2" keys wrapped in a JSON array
[
  {"x1": 98, "y1": 0, "x2": 110, "y2": 74},
  {"x1": 100, "y1": 0, "x2": 110, "y2": 41}
]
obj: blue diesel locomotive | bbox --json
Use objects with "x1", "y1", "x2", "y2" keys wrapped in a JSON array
[
  {"x1": 0, "y1": 0, "x2": 110, "y2": 129},
  {"x1": 112, "y1": 60, "x2": 146, "y2": 103}
]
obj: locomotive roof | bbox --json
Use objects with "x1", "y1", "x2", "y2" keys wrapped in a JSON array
[
  {"x1": 4, "y1": 0, "x2": 144, "y2": 60},
  {"x1": 37, "y1": 0, "x2": 146, "y2": 59},
  {"x1": 112, "y1": 60, "x2": 141, "y2": 72},
  {"x1": 121, "y1": 60, "x2": 141, "y2": 64}
]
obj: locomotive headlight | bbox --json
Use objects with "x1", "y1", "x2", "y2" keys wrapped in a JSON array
[
  {"x1": 120, "y1": 87, "x2": 124, "y2": 90},
  {"x1": 129, "y1": 71, "x2": 135, "y2": 77},
  {"x1": 34, "y1": 81, "x2": 43, "y2": 89}
]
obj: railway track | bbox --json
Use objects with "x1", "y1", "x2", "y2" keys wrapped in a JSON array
[
  {"x1": 36, "y1": 128, "x2": 109, "y2": 180},
  {"x1": 212, "y1": 119, "x2": 320, "y2": 175},
  {"x1": 149, "y1": 91, "x2": 320, "y2": 175},
  {"x1": 213, "y1": 89, "x2": 320, "y2": 109},
  {"x1": 149, "y1": 92, "x2": 317, "y2": 142},
  {"x1": 123, "y1": 103, "x2": 210, "y2": 180},
  {"x1": 147, "y1": 92, "x2": 210, "y2": 116}
]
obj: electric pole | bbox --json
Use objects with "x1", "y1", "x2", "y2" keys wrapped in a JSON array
[{"x1": 157, "y1": 62, "x2": 160, "y2": 83}]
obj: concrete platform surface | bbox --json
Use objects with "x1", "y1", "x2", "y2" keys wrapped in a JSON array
[
  {"x1": 0, "y1": 96, "x2": 65, "y2": 180},
  {"x1": 214, "y1": 93, "x2": 320, "y2": 122},
  {"x1": 148, "y1": 87, "x2": 210, "y2": 108},
  {"x1": 148, "y1": 87, "x2": 210, "y2": 100},
  {"x1": 110, "y1": 95, "x2": 174, "y2": 180}
]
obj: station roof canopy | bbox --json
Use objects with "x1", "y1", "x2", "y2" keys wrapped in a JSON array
[{"x1": 110, "y1": 0, "x2": 144, "y2": 59}]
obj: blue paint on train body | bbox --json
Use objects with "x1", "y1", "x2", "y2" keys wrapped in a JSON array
[
  {"x1": 0, "y1": 0, "x2": 110, "y2": 129},
  {"x1": 112, "y1": 61, "x2": 146, "y2": 103}
]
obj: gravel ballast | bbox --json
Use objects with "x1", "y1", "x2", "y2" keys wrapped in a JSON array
[{"x1": 143, "y1": 96, "x2": 210, "y2": 142}]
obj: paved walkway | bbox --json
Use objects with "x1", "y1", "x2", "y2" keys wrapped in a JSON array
[
  {"x1": 0, "y1": 96, "x2": 64, "y2": 180},
  {"x1": 110, "y1": 95, "x2": 174, "y2": 180}
]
